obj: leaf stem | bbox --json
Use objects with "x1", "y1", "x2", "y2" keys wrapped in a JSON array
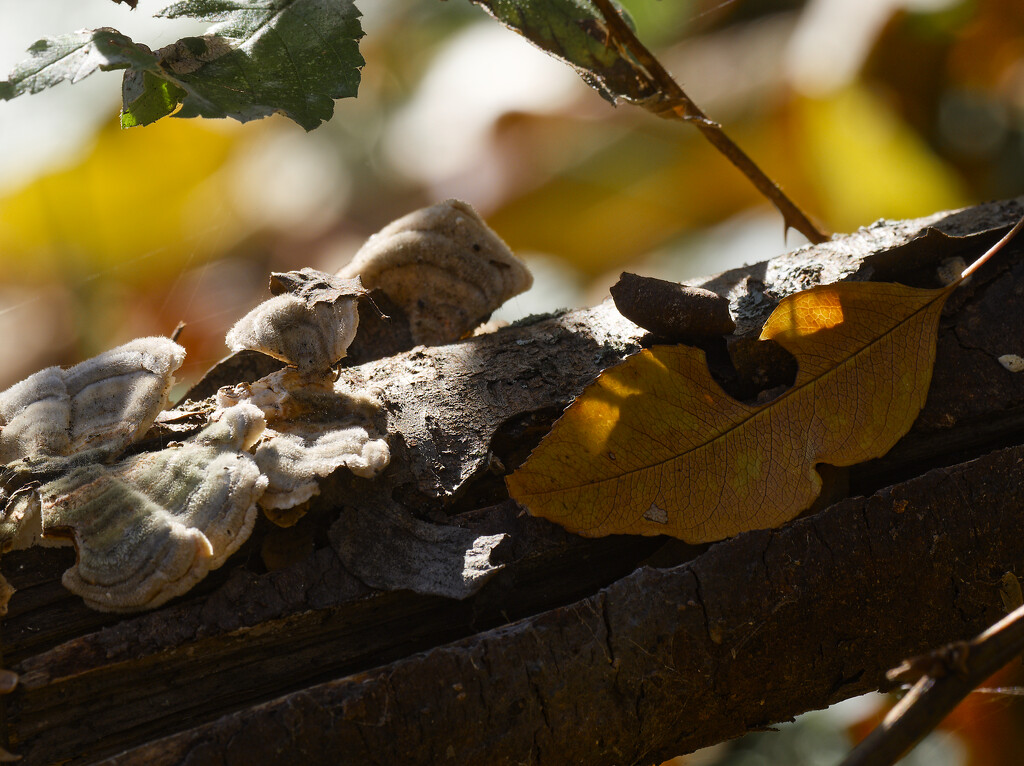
[
  {"x1": 589, "y1": 0, "x2": 828, "y2": 244},
  {"x1": 959, "y1": 211, "x2": 1024, "y2": 281}
]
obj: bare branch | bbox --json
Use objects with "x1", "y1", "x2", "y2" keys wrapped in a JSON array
[
  {"x1": 841, "y1": 603, "x2": 1024, "y2": 766},
  {"x1": 589, "y1": 0, "x2": 828, "y2": 244}
]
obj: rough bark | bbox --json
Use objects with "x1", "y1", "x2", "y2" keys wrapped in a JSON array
[
  {"x1": 104, "y1": 445, "x2": 1024, "y2": 766},
  {"x1": 2, "y1": 198, "x2": 1023, "y2": 765}
]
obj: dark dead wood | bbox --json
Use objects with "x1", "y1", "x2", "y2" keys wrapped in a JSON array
[
  {"x1": 2, "y1": 197, "x2": 1024, "y2": 765},
  {"x1": 106, "y1": 442, "x2": 1024, "y2": 766}
]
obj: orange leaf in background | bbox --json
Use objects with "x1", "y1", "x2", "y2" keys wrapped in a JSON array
[{"x1": 507, "y1": 280, "x2": 953, "y2": 543}]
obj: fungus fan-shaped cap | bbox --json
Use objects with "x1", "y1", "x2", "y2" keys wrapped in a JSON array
[
  {"x1": 338, "y1": 199, "x2": 533, "y2": 345},
  {"x1": 225, "y1": 269, "x2": 362, "y2": 375},
  {"x1": 0, "y1": 337, "x2": 185, "y2": 464},
  {"x1": 256, "y1": 422, "x2": 390, "y2": 513},
  {"x1": 217, "y1": 367, "x2": 390, "y2": 520},
  {"x1": 41, "y1": 402, "x2": 267, "y2": 612}
]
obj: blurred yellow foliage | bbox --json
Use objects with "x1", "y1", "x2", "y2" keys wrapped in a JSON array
[
  {"x1": 0, "y1": 0, "x2": 1018, "y2": 399},
  {"x1": 488, "y1": 82, "x2": 969, "y2": 279},
  {"x1": 794, "y1": 85, "x2": 968, "y2": 231},
  {"x1": 488, "y1": 124, "x2": 769, "y2": 278},
  {"x1": 0, "y1": 117, "x2": 243, "y2": 285}
]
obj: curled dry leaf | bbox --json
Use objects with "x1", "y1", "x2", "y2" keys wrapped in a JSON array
[
  {"x1": 156, "y1": 35, "x2": 232, "y2": 75},
  {"x1": 226, "y1": 269, "x2": 363, "y2": 375},
  {"x1": 0, "y1": 337, "x2": 185, "y2": 465},
  {"x1": 329, "y1": 496, "x2": 508, "y2": 600},
  {"x1": 218, "y1": 367, "x2": 390, "y2": 520},
  {"x1": 610, "y1": 272, "x2": 735, "y2": 339},
  {"x1": 267, "y1": 267, "x2": 365, "y2": 306},
  {"x1": 508, "y1": 280, "x2": 955, "y2": 543},
  {"x1": 31, "y1": 403, "x2": 267, "y2": 612},
  {"x1": 338, "y1": 199, "x2": 533, "y2": 345}
]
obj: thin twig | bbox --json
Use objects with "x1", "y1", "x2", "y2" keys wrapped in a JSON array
[
  {"x1": 170, "y1": 321, "x2": 186, "y2": 343},
  {"x1": 840, "y1": 602, "x2": 1024, "y2": 766},
  {"x1": 959, "y1": 212, "x2": 1024, "y2": 280},
  {"x1": 589, "y1": 0, "x2": 828, "y2": 244}
]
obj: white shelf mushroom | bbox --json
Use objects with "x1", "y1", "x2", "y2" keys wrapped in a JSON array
[
  {"x1": 0, "y1": 336, "x2": 185, "y2": 465},
  {"x1": 338, "y1": 199, "x2": 533, "y2": 346},
  {"x1": 226, "y1": 269, "x2": 364, "y2": 375},
  {"x1": 217, "y1": 367, "x2": 390, "y2": 525},
  {"x1": 42, "y1": 402, "x2": 268, "y2": 612}
]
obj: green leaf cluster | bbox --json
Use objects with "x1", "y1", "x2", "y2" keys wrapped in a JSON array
[
  {"x1": 1, "y1": 0, "x2": 364, "y2": 131},
  {"x1": 0, "y1": 0, "x2": 662, "y2": 130}
]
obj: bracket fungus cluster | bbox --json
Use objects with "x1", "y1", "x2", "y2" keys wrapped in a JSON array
[
  {"x1": 0, "y1": 337, "x2": 189, "y2": 612},
  {"x1": 35, "y1": 403, "x2": 267, "y2": 612},
  {"x1": 0, "y1": 337, "x2": 187, "y2": 551},
  {"x1": 216, "y1": 367, "x2": 390, "y2": 525},
  {"x1": 221, "y1": 268, "x2": 390, "y2": 525},
  {"x1": 0, "y1": 336, "x2": 184, "y2": 469},
  {"x1": 0, "y1": 199, "x2": 533, "y2": 614}
]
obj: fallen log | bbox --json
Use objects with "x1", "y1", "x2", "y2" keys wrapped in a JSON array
[{"x1": 2, "y1": 197, "x2": 1023, "y2": 765}]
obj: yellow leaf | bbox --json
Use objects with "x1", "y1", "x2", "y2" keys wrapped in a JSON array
[{"x1": 506, "y1": 280, "x2": 952, "y2": 543}]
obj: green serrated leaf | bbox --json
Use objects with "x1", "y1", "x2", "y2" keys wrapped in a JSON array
[
  {"x1": 156, "y1": 0, "x2": 365, "y2": 130},
  {"x1": 2, "y1": 1, "x2": 364, "y2": 131},
  {"x1": 121, "y1": 70, "x2": 188, "y2": 128},
  {"x1": 0, "y1": 28, "x2": 154, "y2": 101},
  {"x1": 469, "y1": 0, "x2": 654, "y2": 104}
]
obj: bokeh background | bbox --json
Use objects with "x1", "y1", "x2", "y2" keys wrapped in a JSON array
[{"x1": 2, "y1": 0, "x2": 1024, "y2": 762}]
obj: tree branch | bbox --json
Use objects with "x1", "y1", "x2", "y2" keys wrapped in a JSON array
[
  {"x1": 2, "y1": 198, "x2": 1023, "y2": 765},
  {"x1": 841, "y1": 603, "x2": 1024, "y2": 766},
  {"x1": 106, "y1": 444, "x2": 1024, "y2": 766}
]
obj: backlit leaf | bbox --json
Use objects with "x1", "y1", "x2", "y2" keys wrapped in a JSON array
[
  {"x1": 154, "y1": 0, "x2": 365, "y2": 130},
  {"x1": 507, "y1": 280, "x2": 954, "y2": 543},
  {"x1": 0, "y1": 0, "x2": 364, "y2": 130},
  {"x1": 469, "y1": 0, "x2": 655, "y2": 103},
  {"x1": 0, "y1": 28, "x2": 156, "y2": 101}
]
